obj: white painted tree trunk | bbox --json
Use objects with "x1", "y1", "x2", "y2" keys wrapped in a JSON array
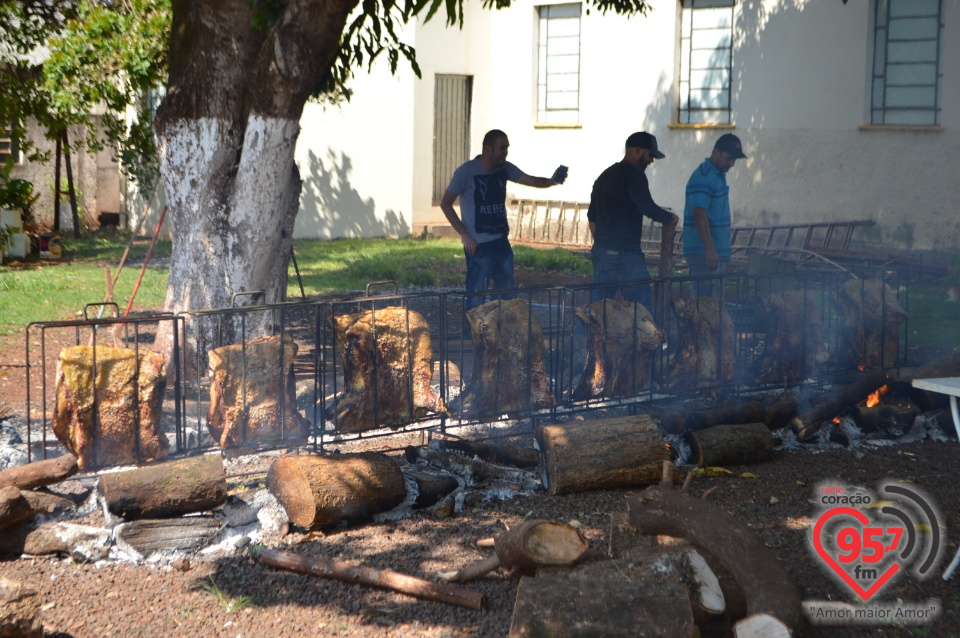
[{"x1": 156, "y1": 116, "x2": 302, "y2": 351}]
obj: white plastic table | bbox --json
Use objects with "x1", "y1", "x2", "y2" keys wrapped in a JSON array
[{"x1": 911, "y1": 377, "x2": 960, "y2": 580}]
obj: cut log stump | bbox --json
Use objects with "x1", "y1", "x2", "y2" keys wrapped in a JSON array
[
  {"x1": 684, "y1": 423, "x2": 775, "y2": 467},
  {"x1": 266, "y1": 452, "x2": 406, "y2": 529},
  {"x1": 537, "y1": 414, "x2": 669, "y2": 495},
  {"x1": 0, "y1": 578, "x2": 43, "y2": 638},
  {"x1": 97, "y1": 454, "x2": 228, "y2": 520},
  {"x1": 627, "y1": 462, "x2": 802, "y2": 628},
  {"x1": 0, "y1": 454, "x2": 78, "y2": 491},
  {"x1": 446, "y1": 520, "x2": 588, "y2": 582},
  {"x1": 508, "y1": 576, "x2": 695, "y2": 638},
  {"x1": 114, "y1": 517, "x2": 222, "y2": 557}
]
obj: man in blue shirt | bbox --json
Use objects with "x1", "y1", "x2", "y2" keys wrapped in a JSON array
[
  {"x1": 587, "y1": 131, "x2": 678, "y2": 308},
  {"x1": 682, "y1": 133, "x2": 747, "y2": 296},
  {"x1": 440, "y1": 129, "x2": 567, "y2": 312}
]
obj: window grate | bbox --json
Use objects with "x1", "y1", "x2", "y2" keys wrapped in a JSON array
[
  {"x1": 870, "y1": 0, "x2": 942, "y2": 126},
  {"x1": 0, "y1": 120, "x2": 19, "y2": 165},
  {"x1": 537, "y1": 3, "x2": 582, "y2": 124},
  {"x1": 678, "y1": 0, "x2": 735, "y2": 125}
]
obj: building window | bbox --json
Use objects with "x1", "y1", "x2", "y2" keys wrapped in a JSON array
[
  {"x1": 678, "y1": 0, "x2": 734, "y2": 125},
  {"x1": 0, "y1": 120, "x2": 19, "y2": 165},
  {"x1": 871, "y1": 0, "x2": 942, "y2": 126},
  {"x1": 537, "y1": 3, "x2": 581, "y2": 124}
]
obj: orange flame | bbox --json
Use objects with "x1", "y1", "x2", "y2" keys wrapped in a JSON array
[
  {"x1": 832, "y1": 417, "x2": 841, "y2": 424},
  {"x1": 865, "y1": 384, "x2": 889, "y2": 408}
]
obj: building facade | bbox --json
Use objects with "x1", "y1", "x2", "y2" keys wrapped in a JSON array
[{"x1": 294, "y1": 0, "x2": 960, "y2": 252}]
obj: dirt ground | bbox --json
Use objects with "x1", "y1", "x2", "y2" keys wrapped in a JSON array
[{"x1": 2, "y1": 268, "x2": 960, "y2": 637}]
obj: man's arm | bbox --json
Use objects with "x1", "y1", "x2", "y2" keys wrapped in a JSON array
[
  {"x1": 440, "y1": 190, "x2": 478, "y2": 256},
  {"x1": 692, "y1": 207, "x2": 719, "y2": 270},
  {"x1": 517, "y1": 174, "x2": 558, "y2": 189}
]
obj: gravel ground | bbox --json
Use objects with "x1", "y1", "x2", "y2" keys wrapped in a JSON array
[{"x1": 3, "y1": 434, "x2": 960, "y2": 638}]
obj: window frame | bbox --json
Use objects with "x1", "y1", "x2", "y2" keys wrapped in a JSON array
[
  {"x1": 676, "y1": 0, "x2": 735, "y2": 126},
  {"x1": 536, "y1": 3, "x2": 583, "y2": 126},
  {"x1": 869, "y1": 0, "x2": 943, "y2": 127},
  {"x1": 0, "y1": 120, "x2": 20, "y2": 165}
]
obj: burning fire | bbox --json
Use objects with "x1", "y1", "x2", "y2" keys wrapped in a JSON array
[
  {"x1": 832, "y1": 417, "x2": 841, "y2": 424},
  {"x1": 865, "y1": 385, "x2": 889, "y2": 408}
]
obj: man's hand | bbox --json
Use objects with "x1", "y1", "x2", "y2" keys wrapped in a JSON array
[
  {"x1": 706, "y1": 247, "x2": 720, "y2": 271},
  {"x1": 551, "y1": 165, "x2": 569, "y2": 185},
  {"x1": 461, "y1": 233, "x2": 478, "y2": 256}
]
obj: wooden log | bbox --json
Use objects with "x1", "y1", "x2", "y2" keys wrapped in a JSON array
[
  {"x1": 258, "y1": 547, "x2": 485, "y2": 610},
  {"x1": 790, "y1": 369, "x2": 890, "y2": 441},
  {"x1": 266, "y1": 452, "x2": 406, "y2": 529},
  {"x1": 0, "y1": 487, "x2": 34, "y2": 532},
  {"x1": 892, "y1": 355, "x2": 960, "y2": 411},
  {"x1": 763, "y1": 394, "x2": 799, "y2": 430},
  {"x1": 446, "y1": 520, "x2": 588, "y2": 582},
  {"x1": 852, "y1": 404, "x2": 917, "y2": 435},
  {"x1": 404, "y1": 446, "x2": 540, "y2": 491},
  {"x1": 628, "y1": 462, "x2": 802, "y2": 627},
  {"x1": 536, "y1": 414, "x2": 669, "y2": 495},
  {"x1": 0, "y1": 454, "x2": 78, "y2": 491},
  {"x1": 428, "y1": 438, "x2": 540, "y2": 469},
  {"x1": 508, "y1": 576, "x2": 695, "y2": 638},
  {"x1": 734, "y1": 613, "x2": 791, "y2": 638},
  {"x1": 660, "y1": 401, "x2": 767, "y2": 435},
  {"x1": 661, "y1": 396, "x2": 799, "y2": 435},
  {"x1": 20, "y1": 490, "x2": 76, "y2": 518},
  {"x1": 405, "y1": 471, "x2": 460, "y2": 509},
  {"x1": 684, "y1": 423, "x2": 775, "y2": 467},
  {"x1": 97, "y1": 454, "x2": 228, "y2": 520},
  {"x1": 114, "y1": 517, "x2": 222, "y2": 557},
  {"x1": 0, "y1": 521, "x2": 111, "y2": 557}
]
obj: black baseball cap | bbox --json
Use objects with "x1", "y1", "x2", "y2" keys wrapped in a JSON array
[
  {"x1": 714, "y1": 133, "x2": 747, "y2": 159},
  {"x1": 625, "y1": 131, "x2": 665, "y2": 159}
]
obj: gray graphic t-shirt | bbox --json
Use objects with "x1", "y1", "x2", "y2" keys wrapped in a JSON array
[{"x1": 446, "y1": 159, "x2": 525, "y2": 244}]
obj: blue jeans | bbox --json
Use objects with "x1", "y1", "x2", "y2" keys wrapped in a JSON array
[
  {"x1": 465, "y1": 236, "x2": 515, "y2": 312},
  {"x1": 590, "y1": 247, "x2": 653, "y2": 309},
  {"x1": 686, "y1": 255, "x2": 727, "y2": 297}
]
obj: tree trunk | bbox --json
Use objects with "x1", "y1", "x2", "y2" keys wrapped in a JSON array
[
  {"x1": 266, "y1": 452, "x2": 406, "y2": 529},
  {"x1": 684, "y1": 423, "x2": 775, "y2": 467},
  {"x1": 0, "y1": 454, "x2": 78, "y2": 491},
  {"x1": 508, "y1": 576, "x2": 695, "y2": 638},
  {"x1": 258, "y1": 547, "x2": 485, "y2": 610},
  {"x1": 536, "y1": 415, "x2": 669, "y2": 495},
  {"x1": 153, "y1": 0, "x2": 361, "y2": 354},
  {"x1": 405, "y1": 471, "x2": 460, "y2": 509},
  {"x1": 97, "y1": 453, "x2": 228, "y2": 520},
  {"x1": 659, "y1": 401, "x2": 767, "y2": 435}
]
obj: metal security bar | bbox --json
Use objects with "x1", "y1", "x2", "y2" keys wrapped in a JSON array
[
  {"x1": 871, "y1": 0, "x2": 943, "y2": 126},
  {"x1": 20, "y1": 266, "x2": 914, "y2": 470}
]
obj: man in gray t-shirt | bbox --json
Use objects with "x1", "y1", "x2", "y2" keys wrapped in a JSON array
[{"x1": 440, "y1": 129, "x2": 566, "y2": 312}]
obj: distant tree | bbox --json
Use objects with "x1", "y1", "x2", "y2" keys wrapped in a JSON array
[{"x1": 0, "y1": 0, "x2": 169, "y2": 197}]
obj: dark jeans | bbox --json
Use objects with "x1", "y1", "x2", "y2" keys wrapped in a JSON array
[
  {"x1": 590, "y1": 247, "x2": 653, "y2": 309},
  {"x1": 464, "y1": 236, "x2": 515, "y2": 312},
  {"x1": 686, "y1": 255, "x2": 727, "y2": 297}
]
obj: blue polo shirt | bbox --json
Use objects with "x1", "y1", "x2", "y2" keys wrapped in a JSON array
[{"x1": 683, "y1": 158, "x2": 732, "y2": 260}]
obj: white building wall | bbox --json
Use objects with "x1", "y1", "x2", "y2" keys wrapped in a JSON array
[
  {"x1": 293, "y1": 33, "x2": 417, "y2": 239},
  {"x1": 291, "y1": 0, "x2": 959, "y2": 252}
]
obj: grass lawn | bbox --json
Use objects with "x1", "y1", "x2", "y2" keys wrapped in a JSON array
[
  {"x1": 0, "y1": 234, "x2": 590, "y2": 337},
  {"x1": 1, "y1": 232, "x2": 956, "y2": 355}
]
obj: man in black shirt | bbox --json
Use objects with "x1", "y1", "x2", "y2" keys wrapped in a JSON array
[{"x1": 587, "y1": 131, "x2": 678, "y2": 307}]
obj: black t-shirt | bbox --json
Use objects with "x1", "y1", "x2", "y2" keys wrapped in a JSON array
[{"x1": 587, "y1": 161, "x2": 674, "y2": 251}]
